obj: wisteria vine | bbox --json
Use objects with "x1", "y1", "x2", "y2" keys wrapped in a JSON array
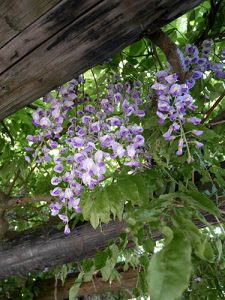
[{"x1": 26, "y1": 39, "x2": 225, "y2": 233}]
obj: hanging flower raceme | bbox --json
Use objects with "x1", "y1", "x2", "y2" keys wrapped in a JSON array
[
  {"x1": 152, "y1": 39, "x2": 224, "y2": 161},
  {"x1": 26, "y1": 77, "x2": 151, "y2": 234}
]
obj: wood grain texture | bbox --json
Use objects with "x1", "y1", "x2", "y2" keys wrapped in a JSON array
[
  {"x1": 0, "y1": 221, "x2": 125, "y2": 278},
  {"x1": 0, "y1": 207, "x2": 218, "y2": 279},
  {"x1": 0, "y1": 0, "x2": 102, "y2": 73},
  {"x1": 0, "y1": 0, "x2": 202, "y2": 121},
  {"x1": 0, "y1": 0, "x2": 61, "y2": 48}
]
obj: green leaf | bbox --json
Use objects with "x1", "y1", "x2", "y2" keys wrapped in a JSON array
[
  {"x1": 69, "y1": 282, "x2": 81, "y2": 300},
  {"x1": 186, "y1": 190, "x2": 219, "y2": 216},
  {"x1": 118, "y1": 176, "x2": 141, "y2": 205},
  {"x1": 147, "y1": 228, "x2": 192, "y2": 300}
]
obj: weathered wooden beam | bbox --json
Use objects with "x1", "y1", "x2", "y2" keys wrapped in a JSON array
[
  {"x1": 0, "y1": 221, "x2": 125, "y2": 278},
  {"x1": 0, "y1": 211, "x2": 218, "y2": 279},
  {"x1": 0, "y1": 0, "x2": 202, "y2": 120},
  {"x1": 36, "y1": 268, "x2": 138, "y2": 300},
  {"x1": 0, "y1": 0, "x2": 61, "y2": 48}
]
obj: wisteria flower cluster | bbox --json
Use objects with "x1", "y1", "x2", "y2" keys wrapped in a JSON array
[
  {"x1": 26, "y1": 77, "x2": 150, "y2": 233},
  {"x1": 26, "y1": 39, "x2": 224, "y2": 233},
  {"x1": 152, "y1": 39, "x2": 224, "y2": 161}
]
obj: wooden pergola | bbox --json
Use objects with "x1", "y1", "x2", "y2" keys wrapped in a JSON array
[{"x1": 0, "y1": 0, "x2": 203, "y2": 298}]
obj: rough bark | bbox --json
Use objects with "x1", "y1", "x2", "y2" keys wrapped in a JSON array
[
  {"x1": 0, "y1": 0, "x2": 202, "y2": 120},
  {"x1": 0, "y1": 210, "x2": 219, "y2": 279},
  {"x1": 0, "y1": 221, "x2": 125, "y2": 279}
]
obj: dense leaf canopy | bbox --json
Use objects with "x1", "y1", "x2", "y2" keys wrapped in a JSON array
[{"x1": 0, "y1": 0, "x2": 225, "y2": 299}]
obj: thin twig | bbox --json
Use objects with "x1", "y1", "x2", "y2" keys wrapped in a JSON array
[
  {"x1": 91, "y1": 68, "x2": 99, "y2": 100},
  {"x1": 202, "y1": 90, "x2": 225, "y2": 123},
  {"x1": 7, "y1": 169, "x2": 21, "y2": 196},
  {"x1": 54, "y1": 276, "x2": 58, "y2": 300},
  {"x1": 146, "y1": 29, "x2": 187, "y2": 83},
  {"x1": 152, "y1": 42, "x2": 163, "y2": 69},
  {"x1": 7, "y1": 194, "x2": 52, "y2": 209},
  {"x1": 1, "y1": 121, "x2": 14, "y2": 146}
]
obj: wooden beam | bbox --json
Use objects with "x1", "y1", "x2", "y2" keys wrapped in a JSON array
[
  {"x1": 0, "y1": 211, "x2": 218, "y2": 279},
  {"x1": 0, "y1": 221, "x2": 125, "y2": 278},
  {"x1": 0, "y1": 0, "x2": 61, "y2": 48},
  {"x1": 36, "y1": 268, "x2": 138, "y2": 300},
  {"x1": 0, "y1": 0, "x2": 202, "y2": 121}
]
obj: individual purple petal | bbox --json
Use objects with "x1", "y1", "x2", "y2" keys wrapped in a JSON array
[
  {"x1": 64, "y1": 188, "x2": 73, "y2": 199},
  {"x1": 156, "y1": 111, "x2": 167, "y2": 124},
  {"x1": 127, "y1": 144, "x2": 136, "y2": 158},
  {"x1": 54, "y1": 164, "x2": 64, "y2": 173},
  {"x1": 114, "y1": 92, "x2": 122, "y2": 103},
  {"x1": 165, "y1": 74, "x2": 178, "y2": 84},
  {"x1": 40, "y1": 117, "x2": 51, "y2": 128},
  {"x1": 169, "y1": 84, "x2": 182, "y2": 96},
  {"x1": 49, "y1": 202, "x2": 62, "y2": 216},
  {"x1": 68, "y1": 197, "x2": 80, "y2": 209},
  {"x1": 72, "y1": 137, "x2": 85, "y2": 148},
  {"x1": 135, "y1": 110, "x2": 145, "y2": 117},
  {"x1": 186, "y1": 79, "x2": 195, "y2": 89},
  {"x1": 176, "y1": 138, "x2": 184, "y2": 156},
  {"x1": 50, "y1": 187, "x2": 62, "y2": 196},
  {"x1": 112, "y1": 143, "x2": 126, "y2": 158},
  {"x1": 81, "y1": 115, "x2": 92, "y2": 124},
  {"x1": 49, "y1": 140, "x2": 58, "y2": 149},
  {"x1": 195, "y1": 141, "x2": 204, "y2": 148},
  {"x1": 210, "y1": 63, "x2": 223, "y2": 72},
  {"x1": 133, "y1": 135, "x2": 145, "y2": 147},
  {"x1": 25, "y1": 155, "x2": 31, "y2": 162},
  {"x1": 74, "y1": 152, "x2": 86, "y2": 163},
  {"x1": 51, "y1": 176, "x2": 62, "y2": 185},
  {"x1": 131, "y1": 124, "x2": 143, "y2": 135},
  {"x1": 90, "y1": 121, "x2": 101, "y2": 132},
  {"x1": 192, "y1": 130, "x2": 203, "y2": 136},
  {"x1": 84, "y1": 105, "x2": 95, "y2": 113},
  {"x1": 107, "y1": 116, "x2": 122, "y2": 126},
  {"x1": 187, "y1": 117, "x2": 201, "y2": 125},
  {"x1": 75, "y1": 207, "x2": 82, "y2": 213},
  {"x1": 192, "y1": 71, "x2": 203, "y2": 80},
  {"x1": 58, "y1": 214, "x2": 68, "y2": 223},
  {"x1": 156, "y1": 70, "x2": 168, "y2": 81},
  {"x1": 95, "y1": 150, "x2": 104, "y2": 163},
  {"x1": 64, "y1": 224, "x2": 71, "y2": 235},
  {"x1": 158, "y1": 100, "x2": 170, "y2": 112}
]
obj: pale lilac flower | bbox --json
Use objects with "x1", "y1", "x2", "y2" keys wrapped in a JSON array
[
  {"x1": 187, "y1": 117, "x2": 201, "y2": 125},
  {"x1": 176, "y1": 138, "x2": 184, "y2": 155},
  {"x1": 134, "y1": 135, "x2": 145, "y2": 147},
  {"x1": 50, "y1": 187, "x2": 62, "y2": 197},
  {"x1": 192, "y1": 130, "x2": 203, "y2": 136},
  {"x1": 40, "y1": 117, "x2": 51, "y2": 128},
  {"x1": 165, "y1": 74, "x2": 178, "y2": 84},
  {"x1": 64, "y1": 224, "x2": 71, "y2": 235},
  {"x1": 68, "y1": 197, "x2": 80, "y2": 209},
  {"x1": 72, "y1": 137, "x2": 84, "y2": 148},
  {"x1": 51, "y1": 176, "x2": 62, "y2": 185},
  {"x1": 50, "y1": 202, "x2": 62, "y2": 216},
  {"x1": 195, "y1": 141, "x2": 204, "y2": 148},
  {"x1": 54, "y1": 164, "x2": 64, "y2": 173},
  {"x1": 127, "y1": 144, "x2": 136, "y2": 158}
]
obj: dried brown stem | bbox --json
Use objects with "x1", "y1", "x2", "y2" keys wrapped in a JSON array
[
  {"x1": 146, "y1": 29, "x2": 187, "y2": 82},
  {"x1": 7, "y1": 169, "x2": 21, "y2": 196},
  {"x1": 202, "y1": 89, "x2": 225, "y2": 123},
  {"x1": 7, "y1": 194, "x2": 53, "y2": 209}
]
